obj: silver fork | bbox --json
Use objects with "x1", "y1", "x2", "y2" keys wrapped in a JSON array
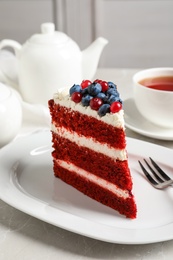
[{"x1": 138, "y1": 157, "x2": 173, "y2": 189}]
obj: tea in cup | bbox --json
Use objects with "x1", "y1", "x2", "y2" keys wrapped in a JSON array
[{"x1": 133, "y1": 68, "x2": 173, "y2": 128}]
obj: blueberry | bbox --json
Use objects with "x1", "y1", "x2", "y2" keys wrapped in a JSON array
[
  {"x1": 81, "y1": 94, "x2": 92, "y2": 106},
  {"x1": 96, "y1": 92, "x2": 105, "y2": 99},
  {"x1": 69, "y1": 84, "x2": 82, "y2": 96},
  {"x1": 119, "y1": 98, "x2": 123, "y2": 104},
  {"x1": 98, "y1": 104, "x2": 110, "y2": 117},
  {"x1": 107, "y1": 88, "x2": 119, "y2": 96},
  {"x1": 87, "y1": 83, "x2": 102, "y2": 96},
  {"x1": 97, "y1": 92, "x2": 109, "y2": 102},
  {"x1": 108, "y1": 81, "x2": 117, "y2": 90},
  {"x1": 81, "y1": 87, "x2": 88, "y2": 95},
  {"x1": 108, "y1": 94, "x2": 120, "y2": 104}
]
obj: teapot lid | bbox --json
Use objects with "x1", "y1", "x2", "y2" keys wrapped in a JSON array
[{"x1": 28, "y1": 23, "x2": 69, "y2": 45}]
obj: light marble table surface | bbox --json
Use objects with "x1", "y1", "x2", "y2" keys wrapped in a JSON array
[{"x1": 1, "y1": 68, "x2": 173, "y2": 260}]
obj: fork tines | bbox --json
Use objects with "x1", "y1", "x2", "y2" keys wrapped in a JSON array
[{"x1": 138, "y1": 157, "x2": 171, "y2": 188}]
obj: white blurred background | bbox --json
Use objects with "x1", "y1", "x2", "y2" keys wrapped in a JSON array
[{"x1": 0, "y1": 0, "x2": 173, "y2": 68}]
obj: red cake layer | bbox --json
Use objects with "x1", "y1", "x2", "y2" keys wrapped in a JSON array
[
  {"x1": 49, "y1": 100, "x2": 126, "y2": 150},
  {"x1": 52, "y1": 132, "x2": 132, "y2": 190},
  {"x1": 53, "y1": 161, "x2": 137, "y2": 219}
]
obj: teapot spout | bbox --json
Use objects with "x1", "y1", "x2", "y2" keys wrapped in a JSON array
[{"x1": 82, "y1": 37, "x2": 108, "y2": 80}]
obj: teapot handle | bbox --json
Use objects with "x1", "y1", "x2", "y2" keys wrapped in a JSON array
[
  {"x1": 0, "y1": 40, "x2": 21, "y2": 89},
  {"x1": 0, "y1": 39, "x2": 22, "y2": 52}
]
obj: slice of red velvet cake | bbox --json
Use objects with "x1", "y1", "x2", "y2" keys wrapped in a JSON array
[{"x1": 48, "y1": 79, "x2": 137, "y2": 219}]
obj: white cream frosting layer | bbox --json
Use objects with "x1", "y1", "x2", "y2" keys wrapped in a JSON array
[
  {"x1": 56, "y1": 159, "x2": 130, "y2": 199},
  {"x1": 52, "y1": 124, "x2": 127, "y2": 160},
  {"x1": 53, "y1": 88, "x2": 125, "y2": 128}
]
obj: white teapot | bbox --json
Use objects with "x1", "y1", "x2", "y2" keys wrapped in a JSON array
[{"x1": 0, "y1": 23, "x2": 108, "y2": 105}]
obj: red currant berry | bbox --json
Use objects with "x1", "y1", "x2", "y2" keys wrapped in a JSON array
[
  {"x1": 90, "y1": 97, "x2": 103, "y2": 111},
  {"x1": 94, "y1": 79, "x2": 102, "y2": 84},
  {"x1": 71, "y1": 92, "x2": 82, "y2": 103},
  {"x1": 100, "y1": 81, "x2": 108, "y2": 92},
  {"x1": 81, "y1": 80, "x2": 92, "y2": 89},
  {"x1": 110, "y1": 102, "x2": 122, "y2": 113}
]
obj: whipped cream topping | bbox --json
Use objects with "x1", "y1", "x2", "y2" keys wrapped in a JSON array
[{"x1": 53, "y1": 88, "x2": 125, "y2": 128}]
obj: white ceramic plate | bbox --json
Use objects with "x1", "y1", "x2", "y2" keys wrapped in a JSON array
[
  {"x1": 0, "y1": 130, "x2": 173, "y2": 244},
  {"x1": 124, "y1": 98, "x2": 173, "y2": 140}
]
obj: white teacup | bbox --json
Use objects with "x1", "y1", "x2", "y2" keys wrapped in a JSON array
[
  {"x1": 133, "y1": 68, "x2": 173, "y2": 128},
  {"x1": 0, "y1": 83, "x2": 22, "y2": 147}
]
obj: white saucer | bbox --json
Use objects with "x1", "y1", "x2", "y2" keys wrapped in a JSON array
[{"x1": 124, "y1": 98, "x2": 173, "y2": 140}]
